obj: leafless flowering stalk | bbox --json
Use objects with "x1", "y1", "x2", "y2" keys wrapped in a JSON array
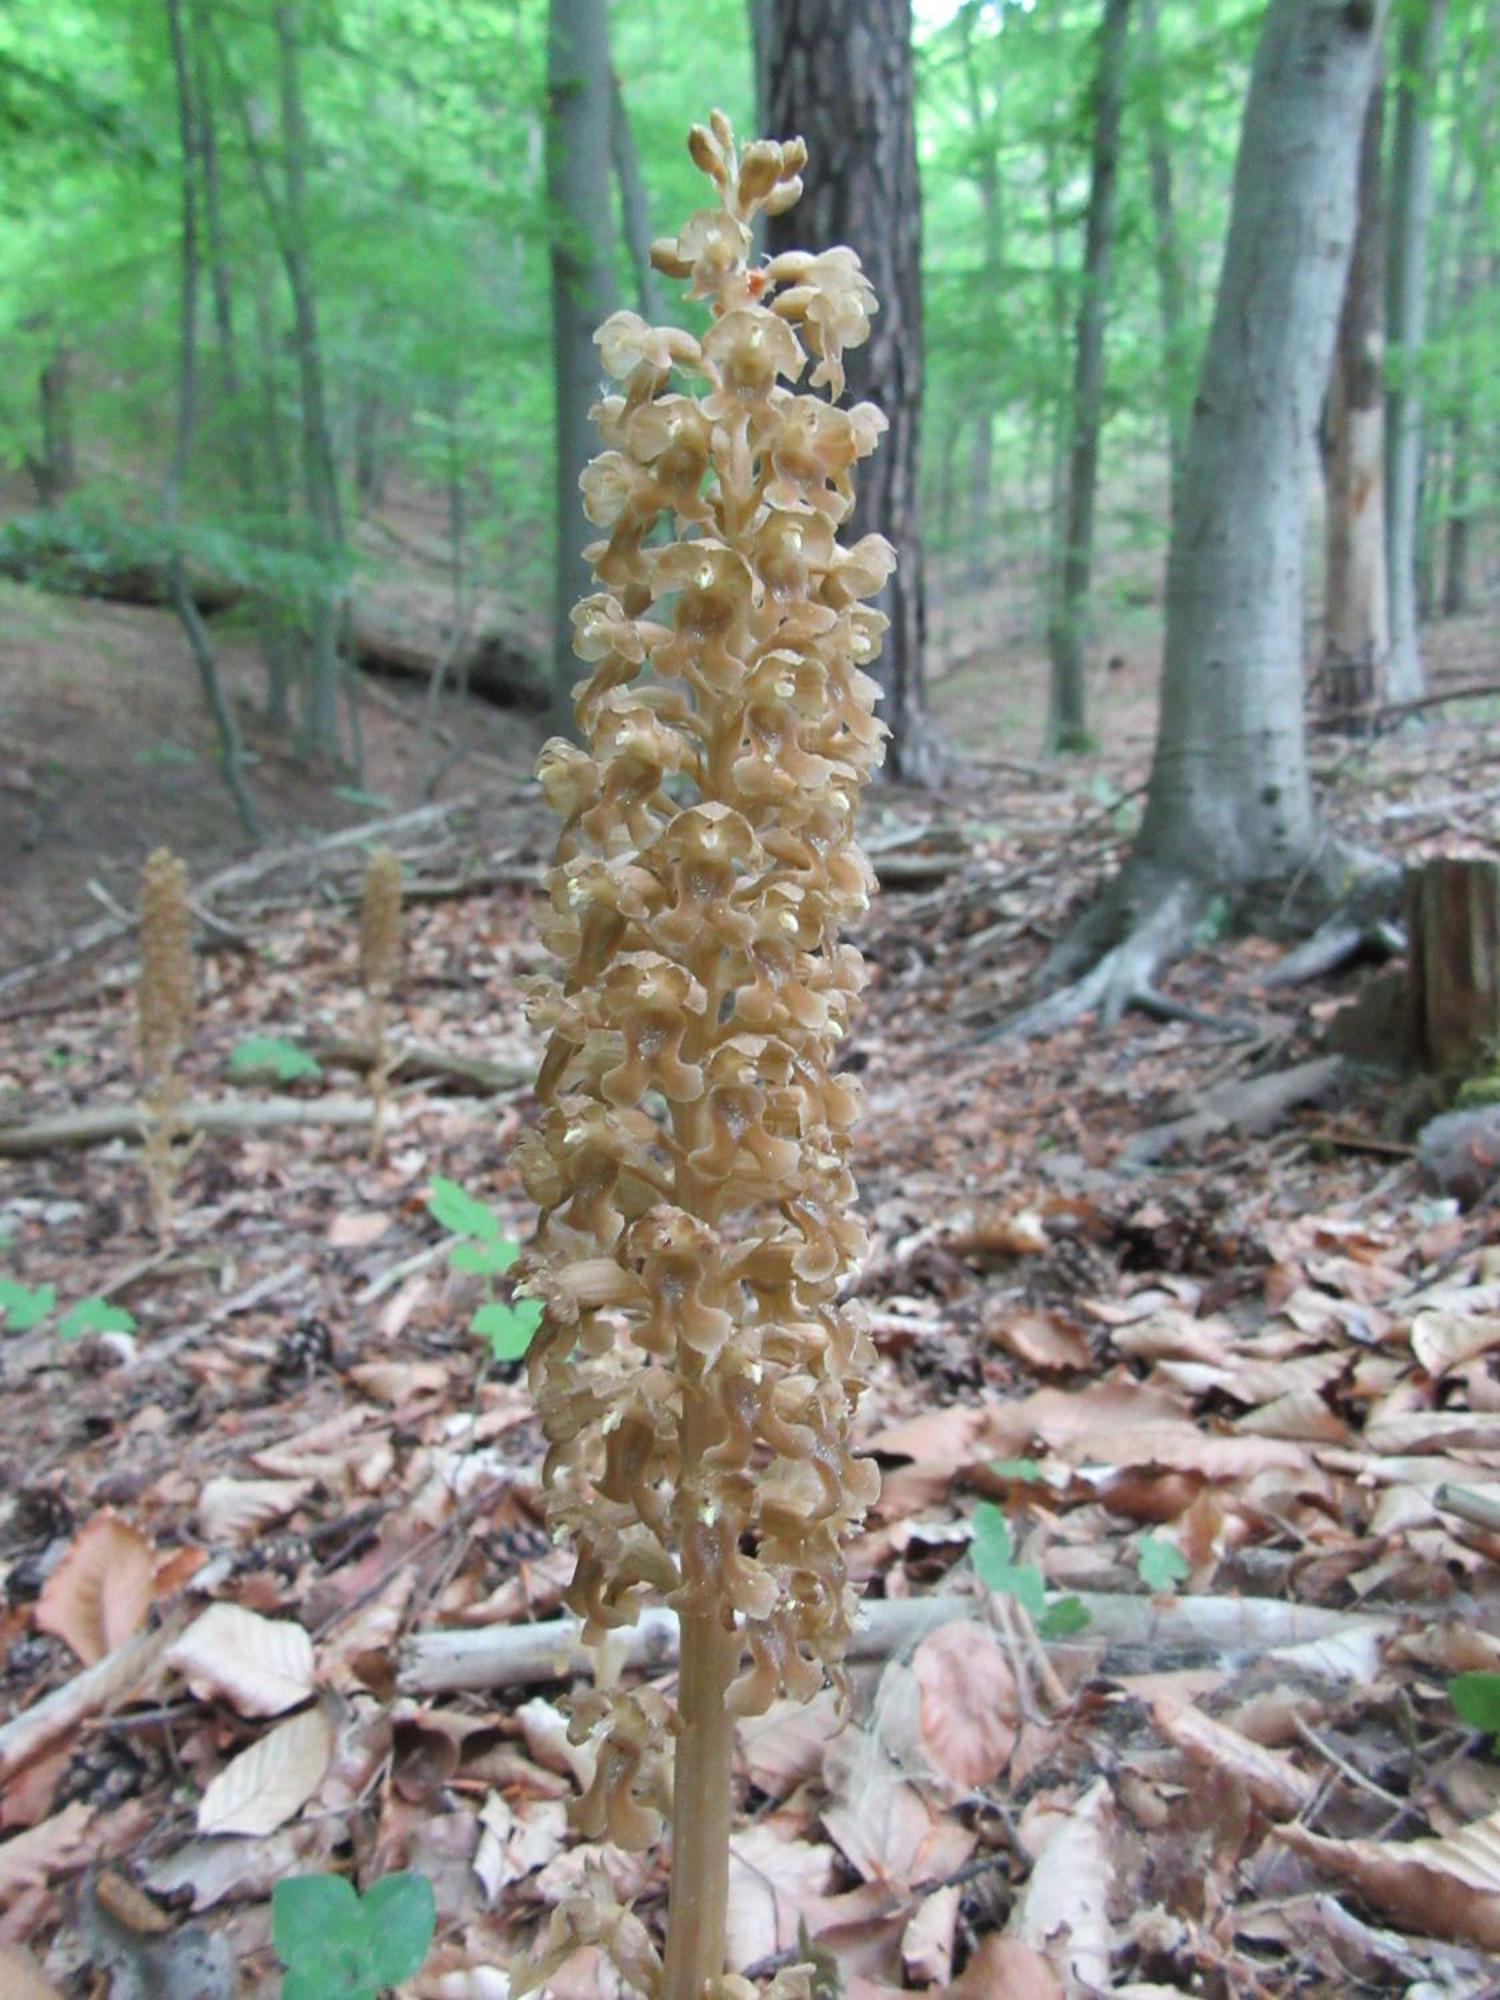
[
  {"x1": 136, "y1": 847, "x2": 196, "y2": 1238},
  {"x1": 516, "y1": 111, "x2": 890, "y2": 2000},
  {"x1": 359, "y1": 845, "x2": 403, "y2": 1151}
]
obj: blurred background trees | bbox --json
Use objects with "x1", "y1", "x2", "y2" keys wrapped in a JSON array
[{"x1": 0, "y1": 0, "x2": 1494, "y2": 831}]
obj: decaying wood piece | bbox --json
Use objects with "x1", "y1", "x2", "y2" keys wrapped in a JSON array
[
  {"x1": 1406, "y1": 856, "x2": 1500, "y2": 1074},
  {"x1": 399, "y1": 1591, "x2": 1399, "y2": 1696},
  {"x1": 0, "y1": 1096, "x2": 375, "y2": 1156},
  {"x1": 1120, "y1": 1056, "x2": 1348, "y2": 1166}
]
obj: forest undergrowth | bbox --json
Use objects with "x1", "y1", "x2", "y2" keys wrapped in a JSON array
[{"x1": 2, "y1": 623, "x2": 1500, "y2": 1996}]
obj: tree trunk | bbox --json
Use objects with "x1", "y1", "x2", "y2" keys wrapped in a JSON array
[
  {"x1": 957, "y1": 0, "x2": 1002, "y2": 585},
  {"x1": 1322, "y1": 75, "x2": 1388, "y2": 718},
  {"x1": 1385, "y1": 0, "x2": 1448, "y2": 703},
  {"x1": 1046, "y1": 0, "x2": 1134, "y2": 755},
  {"x1": 1406, "y1": 858, "x2": 1500, "y2": 1076},
  {"x1": 1010, "y1": 0, "x2": 1388, "y2": 1034},
  {"x1": 547, "y1": 0, "x2": 618, "y2": 729},
  {"x1": 767, "y1": 0, "x2": 934, "y2": 782},
  {"x1": 28, "y1": 347, "x2": 76, "y2": 507},
  {"x1": 162, "y1": 0, "x2": 262, "y2": 844},
  {"x1": 275, "y1": 2, "x2": 347, "y2": 760},
  {"x1": 1137, "y1": 0, "x2": 1188, "y2": 513},
  {"x1": 609, "y1": 72, "x2": 661, "y2": 323}
]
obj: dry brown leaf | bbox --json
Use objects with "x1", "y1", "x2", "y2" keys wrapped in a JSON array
[
  {"x1": 1278, "y1": 1805, "x2": 1500, "y2": 1949},
  {"x1": 945, "y1": 1933, "x2": 1066, "y2": 1999},
  {"x1": 197, "y1": 1703, "x2": 335, "y2": 1837},
  {"x1": 348, "y1": 1360, "x2": 450, "y2": 1405},
  {"x1": 328, "y1": 1210, "x2": 391, "y2": 1248},
  {"x1": 725, "y1": 1825, "x2": 839, "y2": 1967},
  {"x1": 1009, "y1": 1779, "x2": 1114, "y2": 1991},
  {"x1": 912, "y1": 1622, "x2": 1017, "y2": 1790},
  {"x1": 33, "y1": 1513, "x2": 154, "y2": 1665},
  {"x1": 1364, "y1": 1409, "x2": 1500, "y2": 1454},
  {"x1": 472, "y1": 1792, "x2": 568, "y2": 1903},
  {"x1": 0, "y1": 1802, "x2": 92, "y2": 1896},
  {"x1": 1411, "y1": 1309, "x2": 1500, "y2": 1377},
  {"x1": 1150, "y1": 1696, "x2": 1314, "y2": 1817},
  {"x1": 165, "y1": 1604, "x2": 316, "y2": 1717},
  {"x1": 737, "y1": 1689, "x2": 845, "y2": 1796},
  {"x1": 197, "y1": 1476, "x2": 312, "y2": 1544},
  {"x1": 0, "y1": 1945, "x2": 64, "y2": 1998},
  {"x1": 902, "y1": 1883, "x2": 961, "y2": 1986},
  {"x1": 985, "y1": 1308, "x2": 1091, "y2": 1372}
]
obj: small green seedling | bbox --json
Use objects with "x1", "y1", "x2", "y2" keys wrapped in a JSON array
[
  {"x1": 991, "y1": 1456, "x2": 1045, "y2": 1484},
  {"x1": 1137, "y1": 1534, "x2": 1190, "y2": 1593},
  {"x1": 1, "y1": 1281, "x2": 137, "y2": 1343},
  {"x1": 425, "y1": 1177, "x2": 538, "y2": 1359},
  {"x1": 972, "y1": 1501, "x2": 1090, "y2": 1640},
  {"x1": 58, "y1": 1298, "x2": 137, "y2": 1341},
  {"x1": 229, "y1": 1035, "x2": 324, "y2": 1084},
  {"x1": 1450, "y1": 1672, "x2": 1500, "y2": 1752},
  {"x1": 0, "y1": 1280, "x2": 57, "y2": 1332},
  {"x1": 272, "y1": 1870, "x2": 435, "y2": 2000}
]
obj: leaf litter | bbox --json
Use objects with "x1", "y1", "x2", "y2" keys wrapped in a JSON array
[{"x1": 0, "y1": 731, "x2": 1498, "y2": 1994}]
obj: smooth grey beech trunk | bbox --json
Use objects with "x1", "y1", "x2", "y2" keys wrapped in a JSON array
[
  {"x1": 1016, "y1": 0, "x2": 1388, "y2": 1030},
  {"x1": 547, "y1": 0, "x2": 617, "y2": 726},
  {"x1": 1131, "y1": 0, "x2": 1385, "y2": 888},
  {"x1": 1385, "y1": 0, "x2": 1448, "y2": 702}
]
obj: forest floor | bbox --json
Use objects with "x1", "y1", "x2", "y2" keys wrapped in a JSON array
[{"x1": 1, "y1": 581, "x2": 1500, "y2": 1997}]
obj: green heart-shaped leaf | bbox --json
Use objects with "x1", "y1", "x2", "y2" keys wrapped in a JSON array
[
  {"x1": 426, "y1": 1175, "x2": 500, "y2": 1241},
  {"x1": 58, "y1": 1297, "x2": 137, "y2": 1340},
  {"x1": 450, "y1": 1237, "x2": 520, "y2": 1276},
  {"x1": 0, "y1": 1280, "x2": 56, "y2": 1332},
  {"x1": 471, "y1": 1298, "x2": 543, "y2": 1360}
]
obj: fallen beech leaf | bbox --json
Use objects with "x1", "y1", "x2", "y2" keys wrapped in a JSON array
[
  {"x1": 34, "y1": 1513, "x2": 155, "y2": 1665},
  {"x1": 1411, "y1": 1309, "x2": 1500, "y2": 1377},
  {"x1": 1009, "y1": 1779, "x2": 1113, "y2": 1990},
  {"x1": 1364, "y1": 1409, "x2": 1500, "y2": 1454},
  {"x1": 902, "y1": 1882, "x2": 960, "y2": 1985},
  {"x1": 166, "y1": 1604, "x2": 316, "y2": 1717},
  {"x1": 1150, "y1": 1696, "x2": 1314, "y2": 1817},
  {"x1": 348, "y1": 1360, "x2": 449, "y2": 1404},
  {"x1": 725, "y1": 1823, "x2": 838, "y2": 1968},
  {"x1": 473, "y1": 1792, "x2": 568, "y2": 1902},
  {"x1": 197, "y1": 1703, "x2": 335, "y2": 1837},
  {"x1": 197, "y1": 1477, "x2": 312, "y2": 1544},
  {"x1": 985, "y1": 1308, "x2": 1091, "y2": 1372},
  {"x1": 327, "y1": 1210, "x2": 391, "y2": 1249},
  {"x1": 737, "y1": 1689, "x2": 845, "y2": 1795},
  {"x1": 0, "y1": 1801, "x2": 92, "y2": 1895},
  {"x1": 0, "y1": 1945, "x2": 64, "y2": 1998},
  {"x1": 1278, "y1": 1805, "x2": 1500, "y2": 1949},
  {"x1": 913, "y1": 1621, "x2": 1017, "y2": 1789},
  {"x1": 948, "y1": 1933, "x2": 1066, "y2": 1998}
]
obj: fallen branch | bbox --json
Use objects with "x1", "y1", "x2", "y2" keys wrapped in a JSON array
[
  {"x1": 310, "y1": 1036, "x2": 530, "y2": 1095},
  {"x1": 0, "y1": 1095, "x2": 376, "y2": 1156},
  {"x1": 1118, "y1": 1056, "x2": 1347, "y2": 1167},
  {"x1": 399, "y1": 1591, "x2": 1399, "y2": 1696},
  {"x1": 0, "y1": 1623, "x2": 181, "y2": 1783}
]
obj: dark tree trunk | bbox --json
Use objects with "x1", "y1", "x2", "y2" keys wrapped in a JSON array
[
  {"x1": 1322, "y1": 74, "x2": 1388, "y2": 717},
  {"x1": 1138, "y1": 0, "x2": 1188, "y2": 512},
  {"x1": 1047, "y1": 0, "x2": 1134, "y2": 755},
  {"x1": 766, "y1": 0, "x2": 935, "y2": 783},
  {"x1": 609, "y1": 70, "x2": 662, "y2": 323},
  {"x1": 1407, "y1": 858, "x2": 1500, "y2": 1076}
]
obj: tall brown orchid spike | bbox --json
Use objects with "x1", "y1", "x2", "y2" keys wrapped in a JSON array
[{"x1": 516, "y1": 109, "x2": 890, "y2": 2000}]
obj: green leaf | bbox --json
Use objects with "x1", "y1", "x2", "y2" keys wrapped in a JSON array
[
  {"x1": 971, "y1": 1501, "x2": 1046, "y2": 1618},
  {"x1": 471, "y1": 1298, "x2": 543, "y2": 1360},
  {"x1": 1137, "y1": 1535, "x2": 1191, "y2": 1591},
  {"x1": 1450, "y1": 1672, "x2": 1500, "y2": 1749},
  {"x1": 990, "y1": 1456, "x2": 1044, "y2": 1483},
  {"x1": 0, "y1": 1279, "x2": 56, "y2": 1332},
  {"x1": 1038, "y1": 1596, "x2": 1091, "y2": 1639},
  {"x1": 449, "y1": 1237, "x2": 520, "y2": 1276},
  {"x1": 426, "y1": 1175, "x2": 500, "y2": 1241},
  {"x1": 361, "y1": 1872, "x2": 437, "y2": 1984},
  {"x1": 58, "y1": 1297, "x2": 137, "y2": 1340},
  {"x1": 273, "y1": 1874, "x2": 361, "y2": 1968},
  {"x1": 229, "y1": 1034, "x2": 323, "y2": 1083}
]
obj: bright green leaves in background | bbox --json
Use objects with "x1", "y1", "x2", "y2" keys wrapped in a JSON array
[{"x1": 425, "y1": 1175, "x2": 540, "y2": 1360}]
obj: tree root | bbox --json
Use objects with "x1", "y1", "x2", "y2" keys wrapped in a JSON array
[{"x1": 981, "y1": 879, "x2": 1205, "y2": 1040}]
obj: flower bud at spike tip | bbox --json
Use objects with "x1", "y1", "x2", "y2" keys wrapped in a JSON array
[{"x1": 519, "y1": 111, "x2": 887, "y2": 2000}]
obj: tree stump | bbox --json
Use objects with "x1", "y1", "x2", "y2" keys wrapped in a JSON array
[{"x1": 1406, "y1": 857, "x2": 1500, "y2": 1074}]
